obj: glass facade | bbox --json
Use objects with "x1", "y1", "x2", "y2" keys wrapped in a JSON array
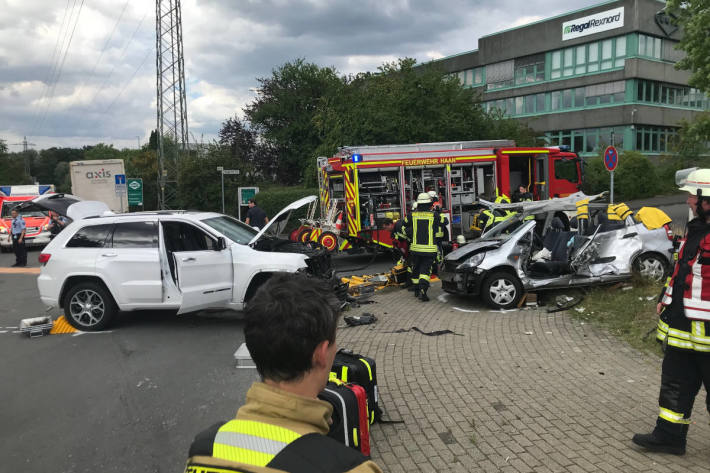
[
  {"x1": 635, "y1": 126, "x2": 677, "y2": 153},
  {"x1": 550, "y1": 36, "x2": 626, "y2": 79},
  {"x1": 456, "y1": 66, "x2": 485, "y2": 87},
  {"x1": 546, "y1": 127, "x2": 625, "y2": 154},
  {"x1": 636, "y1": 80, "x2": 709, "y2": 109}
]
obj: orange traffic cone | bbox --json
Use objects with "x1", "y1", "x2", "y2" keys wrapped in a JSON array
[{"x1": 335, "y1": 212, "x2": 343, "y2": 231}]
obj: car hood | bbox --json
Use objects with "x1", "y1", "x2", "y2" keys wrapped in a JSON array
[
  {"x1": 248, "y1": 195, "x2": 317, "y2": 245},
  {"x1": 446, "y1": 239, "x2": 502, "y2": 261},
  {"x1": 16, "y1": 194, "x2": 113, "y2": 220}
]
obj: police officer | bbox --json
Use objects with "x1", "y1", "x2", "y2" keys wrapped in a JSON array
[
  {"x1": 185, "y1": 273, "x2": 382, "y2": 473},
  {"x1": 404, "y1": 193, "x2": 440, "y2": 302},
  {"x1": 632, "y1": 168, "x2": 710, "y2": 455},
  {"x1": 10, "y1": 208, "x2": 26, "y2": 267}
]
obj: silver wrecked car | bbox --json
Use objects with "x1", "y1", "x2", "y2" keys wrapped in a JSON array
[{"x1": 440, "y1": 193, "x2": 674, "y2": 309}]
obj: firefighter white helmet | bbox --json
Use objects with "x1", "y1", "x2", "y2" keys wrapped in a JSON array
[
  {"x1": 412, "y1": 202, "x2": 418, "y2": 210},
  {"x1": 417, "y1": 192, "x2": 433, "y2": 204},
  {"x1": 678, "y1": 168, "x2": 710, "y2": 197},
  {"x1": 427, "y1": 190, "x2": 437, "y2": 199}
]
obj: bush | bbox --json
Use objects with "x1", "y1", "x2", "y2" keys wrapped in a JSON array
[
  {"x1": 581, "y1": 151, "x2": 660, "y2": 200},
  {"x1": 252, "y1": 187, "x2": 319, "y2": 230}
]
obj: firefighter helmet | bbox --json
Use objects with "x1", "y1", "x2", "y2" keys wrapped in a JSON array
[
  {"x1": 417, "y1": 192, "x2": 433, "y2": 204},
  {"x1": 427, "y1": 190, "x2": 438, "y2": 199},
  {"x1": 678, "y1": 168, "x2": 710, "y2": 197}
]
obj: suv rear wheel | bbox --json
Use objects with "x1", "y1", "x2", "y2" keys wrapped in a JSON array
[{"x1": 64, "y1": 282, "x2": 117, "y2": 331}]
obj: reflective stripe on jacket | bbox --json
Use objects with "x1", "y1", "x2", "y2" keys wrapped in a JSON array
[
  {"x1": 406, "y1": 211, "x2": 437, "y2": 253},
  {"x1": 657, "y1": 319, "x2": 710, "y2": 352},
  {"x1": 660, "y1": 220, "x2": 710, "y2": 321},
  {"x1": 213, "y1": 420, "x2": 300, "y2": 466}
]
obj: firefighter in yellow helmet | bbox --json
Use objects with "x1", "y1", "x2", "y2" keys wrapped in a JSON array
[
  {"x1": 404, "y1": 192, "x2": 442, "y2": 302},
  {"x1": 633, "y1": 168, "x2": 710, "y2": 455}
]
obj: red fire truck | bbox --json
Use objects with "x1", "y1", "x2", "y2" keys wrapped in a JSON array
[
  {"x1": 298, "y1": 140, "x2": 582, "y2": 251},
  {"x1": 0, "y1": 185, "x2": 55, "y2": 252}
]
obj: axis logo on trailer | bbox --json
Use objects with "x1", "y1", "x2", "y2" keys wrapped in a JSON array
[
  {"x1": 562, "y1": 7, "x2": 624, "y2": 41},
  {"x1": 86, "y1": 169, "x2": 112, "y2": 179}
]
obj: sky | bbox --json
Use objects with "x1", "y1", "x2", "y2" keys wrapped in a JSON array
[{"x1": 0, "y1": 0, "x2": 603, "y2": 151}]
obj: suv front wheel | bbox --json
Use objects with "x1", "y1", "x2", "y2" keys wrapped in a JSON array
[{"x1": 64, "y1": 282, "x2": 117, "y2": 331}]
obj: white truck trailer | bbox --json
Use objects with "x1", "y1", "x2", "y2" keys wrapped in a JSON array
[{"x1": 69, "y1": 160, "x2": 128, "y2": 212}]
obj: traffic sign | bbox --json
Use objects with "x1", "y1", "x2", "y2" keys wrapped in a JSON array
[
  {"x1": 115, "y1": 174, "x2": 126, "y2": 185},
  {"x1": 127, "y1": 178, "x2": 143, "y2": 206},
  {"x1": 238, "y1": 187, "x2": 259, "y2": 206},
  {"x1": 222, "y1": 169, "x2": 240, "y2": 175},
  {"x1": 603, "y1": 146, "x2": 618, "y2": 172}
]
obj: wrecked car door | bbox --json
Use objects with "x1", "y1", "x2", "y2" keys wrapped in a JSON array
[{"x1": 570, "y1": 224, "x2": 642, "y2": 278}]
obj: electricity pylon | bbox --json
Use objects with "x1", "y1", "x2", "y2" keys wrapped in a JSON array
[{"x1": 155, "y1": 0, "x2": 188, "y2": 209}]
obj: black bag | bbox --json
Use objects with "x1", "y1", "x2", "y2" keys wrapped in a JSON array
[
  {"x1": 318, "y1": 380, "x2": 368, "y2": 454},
  {"x1": 331, "y1": 348, "x2": 382, "y2": 424},
  {"x1": 343, "y1": 313, "x2": 377, "y2": 326}
]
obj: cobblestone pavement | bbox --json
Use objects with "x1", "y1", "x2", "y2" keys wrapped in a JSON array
[{"x1": 337, "y1": 282, "x2": 710, "y2": 473}]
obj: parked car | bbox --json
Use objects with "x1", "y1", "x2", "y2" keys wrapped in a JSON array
[
  {"x1": 22, "y1": 194, "x2": 335, "y2": 330},
  {"x1": 440, "y1": 194, "x2": 674, "y2": 309}
]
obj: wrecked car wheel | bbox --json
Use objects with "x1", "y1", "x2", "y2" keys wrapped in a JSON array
[
  {"x1": 634, "y1": 253, "x2": 667, "y2": 282},
  {"x1": 482, "y1": 271, "x2": 522, "y2": 310}
]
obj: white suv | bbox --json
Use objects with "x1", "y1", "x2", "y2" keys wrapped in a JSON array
[{"x1": 27, "y1": 194, "x2": 334, "y2": 330}]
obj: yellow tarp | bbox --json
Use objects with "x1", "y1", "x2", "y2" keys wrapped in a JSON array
[{"x1": 634, "y1": 207, "x2": 672, "y2": 230}]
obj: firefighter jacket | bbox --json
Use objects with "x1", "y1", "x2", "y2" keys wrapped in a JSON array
[
  {"x1": 433, "y1": 209, "x2": 449, "y2": 242},
  {"x1": 405, "y1": 210, "x2": 439, "y2": 253},
  {"x1": 656, "y1": 218, "x2": 710, "y2": 352},
  {"x1": 185, "y1": 382, "x2": 382, "y2": 473},
  {"x1": 392, "y1": 219, "x2": 408, "y2": 241}
]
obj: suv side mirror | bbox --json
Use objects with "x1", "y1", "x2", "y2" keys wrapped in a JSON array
[{"x1": 216, "y1": 236, "x2": 227, "y2": 250}]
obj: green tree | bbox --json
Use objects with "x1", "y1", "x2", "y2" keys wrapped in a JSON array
[
  {"x1": 667, "y1": 0, "x2": 710, "y2": 94},
  {"x1": 83, "y1": 143, "x2": 122, "y2": 161},
  {"x1": 244, "y1": 59, "x2": 344, "y2": 184}
]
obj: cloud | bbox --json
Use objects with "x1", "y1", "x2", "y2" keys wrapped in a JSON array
[{"x1": 0, "y1": 0, "x2": 600, "y2": 151}]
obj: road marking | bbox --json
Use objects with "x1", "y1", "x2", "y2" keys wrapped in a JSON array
[
  {"x1": 0, "y1": 267, "x2": 41, "y2": 274},
  {"x1": 453, "y1": 307, "x2": 479, "y2": 313},
  {"x1": 0, "y1": 331, "x2": 7, "y2": 333}
]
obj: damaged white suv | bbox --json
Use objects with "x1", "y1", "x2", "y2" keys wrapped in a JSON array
[{"x1": 25, "y1": 194, "x2": 334, "y2": 330}]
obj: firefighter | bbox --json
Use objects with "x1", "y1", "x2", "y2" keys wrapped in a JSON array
[
  {"x1": 386, "y1": 217, "x2": 412, "y2": 288},
  {"x1": 431, "y1": 198, "x2": 449, "y2": 276},
  {"x1": 404, "y1": 193, "x2": 441, "y2": 302},
  {"x1": 632, "y1": 168, "x2": 710, "y2": 456}
]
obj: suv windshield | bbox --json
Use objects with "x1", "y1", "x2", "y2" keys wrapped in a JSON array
[
  {"x1": 1, "y1": 201, "x2": 45, "y2": 218},
  {"x1": 201, "y1": 215, "x2": 258, "y2": 245}
]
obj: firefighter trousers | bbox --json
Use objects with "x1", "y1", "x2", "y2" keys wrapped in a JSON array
[
  {"x1": 655, "y1": 347, "x2": 710, "y2": 440},
  {"x1": 411, "y1": 251, "x2": 436, "y2": 294}
]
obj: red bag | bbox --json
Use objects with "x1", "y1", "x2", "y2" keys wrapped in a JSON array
[{"x1": 345, "y1": 383, "x2": 370, "y2": 456}]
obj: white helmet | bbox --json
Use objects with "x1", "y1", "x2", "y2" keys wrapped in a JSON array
[
  {"x1": 417, "y1": 192, "x2": 433, "y2": 204},
  {"x1": 427, "y1": 190, "x2": 438, "y2": 199},
  {"x1": 678, "y1": 168, "x2": 710, "y2": 197},
  {"x1": 411, "y1": 202, "x2": 418, "y2": 210}
]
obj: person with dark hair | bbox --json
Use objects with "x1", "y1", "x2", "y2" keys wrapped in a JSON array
[
  {"x1": 184, "y1": 273, "x2": 382, "y2": 473},
  {"x1": 10, "y1": 208, "x2": 26, "y2": 267},
  {"x1": 245, "y1": 198, "x2": 269, "y2": 229},
  {"x1": 633, "y1": 168, "x2": 710, "y2": 455}
]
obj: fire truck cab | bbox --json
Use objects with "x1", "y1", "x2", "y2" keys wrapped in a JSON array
[
  {"x1": 312, "y1": 140, "x2": 582, "y2": 251},
  {"x1": 0, "y1": 185, "x2": 55, "y2": 252}
]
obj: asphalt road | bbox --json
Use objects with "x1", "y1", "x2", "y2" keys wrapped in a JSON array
[{"x1": 0, "y1": 193, "x2": 691, "y2": 472}]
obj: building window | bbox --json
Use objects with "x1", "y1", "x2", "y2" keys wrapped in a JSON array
[
  {"x1": 634, "y1": 126, "x2": 678, "y2": 153},
  {"x1": 636, "y1": 80, "x2": 710, "y2": 110},
  {"x1": 638, "y1": 34, "x2": 662, "y2": 60},
  {"x1": 549, "y1": 35, "x2": 626, "y2": 80},
  {"x1": 547, "y1": 126, "x2": 627, "y2": 154}
]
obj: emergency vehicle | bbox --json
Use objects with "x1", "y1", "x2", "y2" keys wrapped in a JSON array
[
  {"x1": 0, "y1": 185, "x2": 55, "y2": 251},
  {"x1": 299, "y1": 140, "x2": 582, "y2": 252}
]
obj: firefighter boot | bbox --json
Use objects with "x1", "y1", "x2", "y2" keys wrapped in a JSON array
[
  {"x1": 419, "y1": 288, "x2": 430, "y2": 302},
  {"x1": 632, "y1": 428, "x2": 686, "y2": 455}
]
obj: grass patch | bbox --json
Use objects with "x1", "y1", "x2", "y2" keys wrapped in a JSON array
[{"x1": 564, "y1": 275, "x2": 664, "y2": 356}]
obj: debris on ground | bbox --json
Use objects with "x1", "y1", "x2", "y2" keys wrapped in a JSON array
[
  {"x1": 385, "y1": 326, "x2": 463, "y2": 336},
  {"x1": 343, "y1": 313, "x2": 378, "y2": 326},
  {"x1": 19, "y1": 316, "x2": 53, "y2": 338},
  {"x1": 547, "y1": 293, "x2": 584, "y2": 313}
]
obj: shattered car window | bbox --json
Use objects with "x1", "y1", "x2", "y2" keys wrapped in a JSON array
[
  {"x1": 201, "y1": 215, "x2": 258, "y2": 245},
  {"x1": 481, "y1": 215, "x2": 526, "y2": 240}
]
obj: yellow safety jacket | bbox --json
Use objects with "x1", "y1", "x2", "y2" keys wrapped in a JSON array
[
  {"x1": 185, "y1": 382, "x2": 381, "y2": 473},
  {"x1": 405, "y1": 211, "x2": 438, "y2": 253},
  {"x1": 433, "y1": 209, "x2": 449, "y2": 241}
]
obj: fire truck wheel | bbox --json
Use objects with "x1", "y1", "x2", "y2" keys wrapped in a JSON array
[
  {"x1": 318, "y1": 231, "x2": 338, "y2": 252},
  {"x1": 298, "y1": 228, "x2": 312, "y2": 243},
  {"x1": 289, "y1": 226, "x2": 304, "y2": 242}
]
